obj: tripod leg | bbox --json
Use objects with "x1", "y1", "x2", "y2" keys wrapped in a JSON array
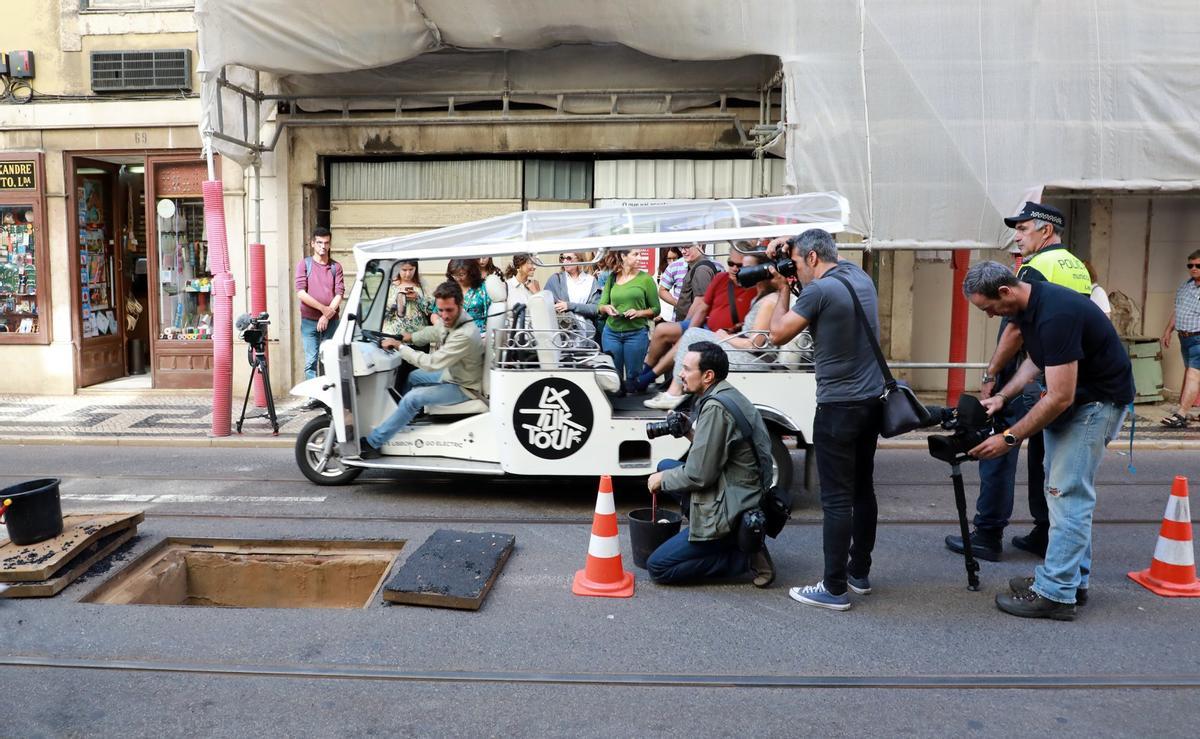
[
  {"x1": 236, "y1": 361, "x2": 257, "y2": 433},
  {"x1": 950, "y1": 463, "x2": 981, "y2": 591},
  {"x1": 258, "y1": 353, "x2": 279, "y2": 434}
]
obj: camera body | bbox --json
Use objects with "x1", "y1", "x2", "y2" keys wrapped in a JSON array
[
  {"x1": 236, "y1": 311, "x2": 270, "y2": 353},
  {"x1": 646, "y1": 410, "x2": 690, "y2": 440},
  {"x1": 926, "y1": 394, "x2": 1000, "y2": 464},
  {"x1": 736, "y1": 238, "x2": 799, "y2": 288}
]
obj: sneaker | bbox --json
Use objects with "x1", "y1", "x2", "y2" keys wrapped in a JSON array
[
  {"x1": 788, "y1": 581, "x2": 851, "y2": 611},
  {"x1": 644, "y1": 392, "x2": 686, "y2": 410},
  {"x1": 358, "y1": 437, "x2": 382, "y2": 460},
  {"x1": 750, "y1": 546, "x2": 775, "y2": 588},
  {"x1": 1009, "y1": 575, "x2": 1088, "y2": 606},
  {"x1": 1011, "y1": 526, "x2": 1049, "y2": 557},
  {"x1": 944, "y1": 529, "x2": 1003, "y2": 562},
  {"x1": 994, "y1": 589, "x2": 1076, "y2": 621},
  {"x1": 847, "y1": 574, "x2": 872, "y2": 595}
]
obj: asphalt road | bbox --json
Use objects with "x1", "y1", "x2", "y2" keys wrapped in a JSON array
[{"x1": 1, "y1": 445, "x2": 1198, "y2": 737}]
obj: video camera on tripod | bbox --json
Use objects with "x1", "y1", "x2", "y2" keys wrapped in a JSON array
[
  {"x1": 236, "y1": 311, "x2": 270, "y2": 353},
  {"x1": 234, "y1": 311, "x2": 278, "y2": 434},
  {"x1": 920, "y1": 393, "x2": 1003, "y2": 590}
]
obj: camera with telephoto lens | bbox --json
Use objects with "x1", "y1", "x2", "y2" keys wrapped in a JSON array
[
  {"x1": 736, "y1": 238, "x2": 799, "y2": 288},
  {"x1": 646, "y1": 410, "x2": 690, "y2": 440},
  {"x1": 925, "y1": 394, "x2": 1001, "y2": 464},
  {"x1": 235, "y1": 311, "x2": 270, "y2": 353}
]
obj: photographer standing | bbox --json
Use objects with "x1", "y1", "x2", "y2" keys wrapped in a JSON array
[
  {"x1": 646, "y1": 341, "x2": 775, "y2": 587},
  {"x1": 964, "y1": 261, "x2": 1133, "y2": 620},
  {"x1": 767, "y1": 229, "x2": 885, "y2": 612}
]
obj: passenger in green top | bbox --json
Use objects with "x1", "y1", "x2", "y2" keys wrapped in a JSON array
[{"x1": 598, "y1": 249, "x2": 661, "y2": 394}]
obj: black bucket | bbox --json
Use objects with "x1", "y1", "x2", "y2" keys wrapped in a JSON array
[
  {"x1": 1, "y1": 478, "x2": 64, "y2": 546},
  {"x1": 627, "y1": 508, "x2": 683, "y2": 569}
]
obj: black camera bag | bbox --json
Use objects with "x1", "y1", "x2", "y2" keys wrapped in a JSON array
[{"x1": 701, "y1": 393, "x2": 791, "y2": 541}]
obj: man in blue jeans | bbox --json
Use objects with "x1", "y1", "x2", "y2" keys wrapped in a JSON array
[
  {"x1": 295, "y1": 227, "x2": 345, "y2": 388},
  {"x1": 964, "y1": 261, "x2": 1133, "y2": 620},
  {"x1": 358, "y1": 281, "x2": 483, "y2": 459}
]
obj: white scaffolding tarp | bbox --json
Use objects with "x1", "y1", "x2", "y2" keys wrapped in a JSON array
[{"x1": 195, "y1": 0, "x2": 1200, "y2": 247}]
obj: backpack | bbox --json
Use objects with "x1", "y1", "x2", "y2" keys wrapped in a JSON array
[{"x1": 303, "y1": 256, "x2": 342, "y2": 287}]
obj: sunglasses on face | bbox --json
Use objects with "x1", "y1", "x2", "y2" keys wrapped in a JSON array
[{"x1": 1188, "y1": 262, "x2": 1200, "y2": 269}]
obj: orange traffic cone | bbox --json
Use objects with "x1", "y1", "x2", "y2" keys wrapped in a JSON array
[
  {"x1": 572, "y1": 475, "x2": 635, "y2": 598},
  {"x1": 1128, "y1": 476, "x2": 1200, "y2": 597}
]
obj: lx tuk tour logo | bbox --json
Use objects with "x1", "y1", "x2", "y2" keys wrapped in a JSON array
[{"x1": 513, "y1": 379, "x2": 594, "y2": 459}]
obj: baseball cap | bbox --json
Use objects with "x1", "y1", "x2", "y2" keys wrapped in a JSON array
[{"x1": 1004, "y1": 201, "x2": 1065, "y2": 229}]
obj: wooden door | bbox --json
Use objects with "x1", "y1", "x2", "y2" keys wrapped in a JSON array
[{"x1": 70, "y1": 158, "x2": 126, "y2": 387}]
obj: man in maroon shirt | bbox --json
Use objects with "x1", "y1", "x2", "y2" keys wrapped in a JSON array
[
  {"x1": 294, "y1": 227, "x2": 345, "y2": 384},
  {"x1": 630, "y1": 245, "x2": 756, "y2": 393}
]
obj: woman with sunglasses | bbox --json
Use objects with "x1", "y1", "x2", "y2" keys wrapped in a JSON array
[{"x1": 544, "y1": 252, "x2": 601, "y2": 318}]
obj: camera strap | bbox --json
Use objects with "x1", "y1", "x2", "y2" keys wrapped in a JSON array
[
  {"x1": 726, "y1": 276, "x2": 740, "y2": 326},
  {"x1": 700, "y1": 392, "x2": 787, "y2": 509},
  {"x1": 828, "y1": 272, "x2": 895, "y2": 390}
]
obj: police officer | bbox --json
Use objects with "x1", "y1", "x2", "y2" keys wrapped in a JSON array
[
  {"x1": 646, "y1": 341, "x2": 775, "y2": 587},
  {"x1": 946, "y1": 202, "x2": 1090, "y2": 562}
]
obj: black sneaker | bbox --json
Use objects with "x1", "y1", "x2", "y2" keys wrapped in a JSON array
[
  {"x1": 944, "y1": 529, "x2": 1003, "y2": 562},
  {"x1": 358, "y1": 437, "x2": 382, "y2": 460},
  {"x1": 1008, "y1": 575, "x2": 1088, "y2": 606},
  {"x1": 750, "y1": 546, "x2": 775, "y2": 588},
  {"x1": 1011, "y1": 526, "x2": 1049, "y2": 557},
  {"x1": 995, "y1": 589, "x2": 1076, "y2": 621}
]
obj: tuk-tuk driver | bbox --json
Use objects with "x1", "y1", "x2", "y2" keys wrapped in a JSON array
[{"x1": 357, "y1": 280, "x2": 484, "y2": 459}]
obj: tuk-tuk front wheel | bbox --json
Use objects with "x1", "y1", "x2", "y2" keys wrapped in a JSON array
[
  {"x1": 295, "y1": 415, "x2": 363, "y2": 486},
  {"x1": 769, "y1": 432, "x2": 795, "y2": 496}
]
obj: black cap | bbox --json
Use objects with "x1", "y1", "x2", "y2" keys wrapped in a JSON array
[{"x1": 1004, "y1": 201, "x2": 1065, "y2": 229}]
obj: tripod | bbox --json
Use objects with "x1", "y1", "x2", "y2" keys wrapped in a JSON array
[
  {"x1": 948, "y1": 459, "x2": 981, "y2": 591},
  {"x1": 236, "y1": 325, "x2": 279, "y2": 434}
]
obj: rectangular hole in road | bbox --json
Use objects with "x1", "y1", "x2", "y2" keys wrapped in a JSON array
[{"x1": 82, "y1": 538, "x2": 404, "y2": 609}]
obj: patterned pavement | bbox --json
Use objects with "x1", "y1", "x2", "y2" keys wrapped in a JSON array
[{"x1": 0, "y1": 392, "x2": 312, "y2": 444}]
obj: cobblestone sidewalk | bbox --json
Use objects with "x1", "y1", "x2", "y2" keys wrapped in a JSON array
[{"x1": 0, "y1": 392, "x2": 313, "y2": 445}]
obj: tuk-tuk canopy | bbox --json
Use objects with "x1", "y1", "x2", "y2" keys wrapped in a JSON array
[
  {"x1": 196, "y1": 1, "x2": 1200, "y2": 247},
  {"x1": 352, "y1": 193, "x2": 848, "y2": 266}
]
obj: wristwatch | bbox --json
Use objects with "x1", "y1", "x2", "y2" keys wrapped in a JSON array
[
  {"x1": 1002, "y1": 429, "x2": 1019, "y2": 447},
  {"x1": 981, "y1": 372, "x2": 997, "y2": 384}
]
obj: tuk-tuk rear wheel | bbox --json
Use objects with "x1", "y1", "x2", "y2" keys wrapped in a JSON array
[
  {"x1": 296, "y1": 415, "x2": 363, "y2": 486},
  {"x1": 769, "y1": 432, "x2": 795, "y2": 496}
]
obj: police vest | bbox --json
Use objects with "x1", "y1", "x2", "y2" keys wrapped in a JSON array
[{"x1": 1025, "y1": 247, "x2": 1091, "y2": 294}]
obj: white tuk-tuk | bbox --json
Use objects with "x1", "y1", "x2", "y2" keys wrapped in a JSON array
[{"x1": 291, "y1": 193, "x2": 849, "y2": 494}]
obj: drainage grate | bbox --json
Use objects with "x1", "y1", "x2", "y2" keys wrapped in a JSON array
[{"x1": 83, "y1": 538, "x2": 404, "y2": 609}]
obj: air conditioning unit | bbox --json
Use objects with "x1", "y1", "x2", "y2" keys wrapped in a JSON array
[{"x1": 90, "y1": 49, "x2": 191, "y2": 93}]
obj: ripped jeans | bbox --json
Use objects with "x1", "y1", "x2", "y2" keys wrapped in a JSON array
[{"x1": 1033, "y1": 401, "x2": 1127, "y2": 604}]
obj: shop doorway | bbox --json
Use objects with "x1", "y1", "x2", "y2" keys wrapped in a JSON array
[{"x1": 67, "y1": 151, "x2": 215, "y2": 390}]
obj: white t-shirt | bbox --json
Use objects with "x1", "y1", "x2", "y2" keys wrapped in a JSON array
[
  {"x1": 565, "y1": 272, "x2": 595, "y2": 305},
  {"x1": 1090, "y1": 283, "x2": 1112, "y2": 316},
  {"x1": 507, "y1": 276, "x2": 534, "y2": 306}
]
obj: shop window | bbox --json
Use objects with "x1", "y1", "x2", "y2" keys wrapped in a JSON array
[
  {"x1": 0, "y1": 153, "x2": 47, "y2": 344},
  {"x1": 0, "y1": 206, "x2": 39, "y2": 335},
  {"x1": 154, "y1": 197, "x2": 211, "y2": 340}
]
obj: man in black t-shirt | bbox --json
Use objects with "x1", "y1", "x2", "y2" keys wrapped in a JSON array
[{"x1": 962, "y1": 261, "x2": 1133, "y2": 622}]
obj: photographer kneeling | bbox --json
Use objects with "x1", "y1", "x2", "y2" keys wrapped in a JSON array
[{"x1": 645, "y1": 341, "x2": 776, "y2": 587}]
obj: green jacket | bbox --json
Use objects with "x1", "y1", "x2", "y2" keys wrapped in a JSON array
[
  {"x1": 661, "y1": 380, "x2": 772, "y2": 541},
  {"x1": 397, "y1": 311, "x2": 484, "y2": 393}
]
